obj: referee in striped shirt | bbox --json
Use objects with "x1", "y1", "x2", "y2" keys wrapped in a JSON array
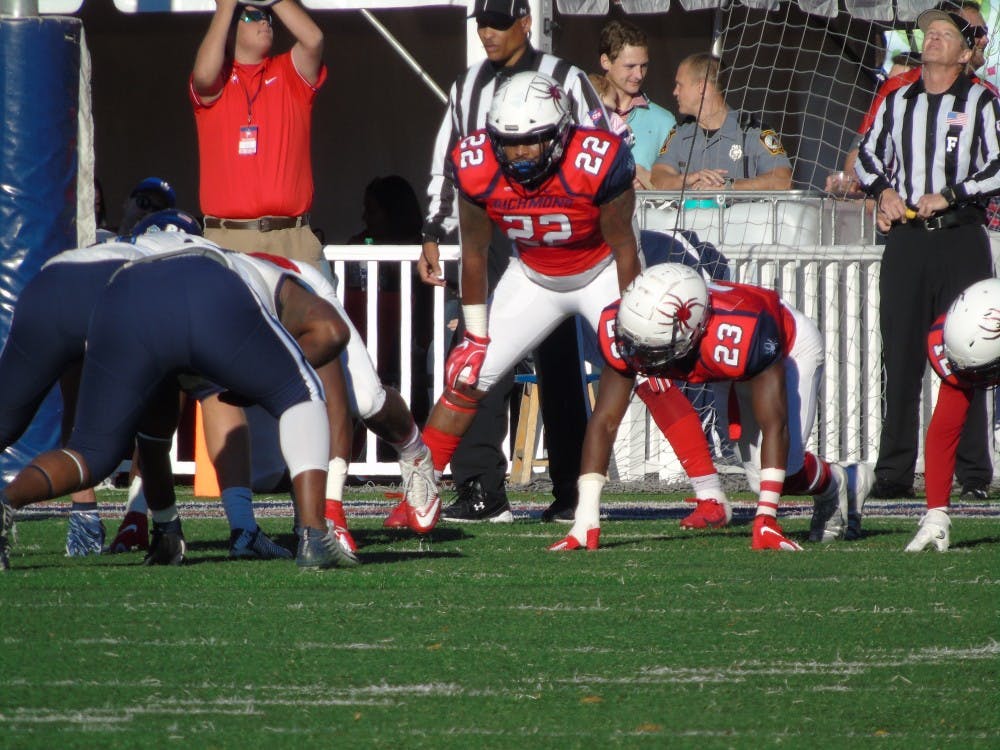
[
  {"x1": 417, "y1": 0, "x2": 612, "y2": 523},
  {"x1": 856, "y1": 8, "x2": 1000, "y2": 500}
]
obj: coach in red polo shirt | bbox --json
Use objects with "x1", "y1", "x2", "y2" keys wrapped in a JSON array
[{"x1": 191, "y1": 0, "x2": 326, "y2": 270}]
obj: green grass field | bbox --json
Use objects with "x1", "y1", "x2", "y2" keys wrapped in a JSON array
[{"x1": 1, "y1": 488, "x2": 998, "y2": 748}]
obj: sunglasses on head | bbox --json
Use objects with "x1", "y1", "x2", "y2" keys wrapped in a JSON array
[
  {"x1": 239, "y1": 8, "x2": 272, "y2": 24},
  {"x1": 971, "y1": 24, "x2": 989, "y2": 39}
]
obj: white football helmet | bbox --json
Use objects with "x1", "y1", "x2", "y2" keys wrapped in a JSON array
[
  {"x1": 615, "y1": 263, "x2": 710, "y2": 373},
  {"x1": 486, "y1": 71, "x2": 573, "y2": 189},
  {"x1": 943, "y1": 277, "x2": 1000, "y2": 385}
]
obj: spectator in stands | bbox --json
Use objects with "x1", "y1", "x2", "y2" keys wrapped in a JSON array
[
  {"x1": 650, "y1": 53, "x2": 792, "y2": 192},
  {"x1": 855, "y1": 8, "x2": 1000, "y2": 501},
  {"x1": 190, "y1": 0, "x2": 326, "y2": 271},
  {"x1": 417, "y1": 0, "x2": 612, "y2": 524},
  {"x1": 119, "y1": 176, "x2": 176, "y2": 235},
  {"x1": 598, "y1": 19, "x2": 676, "y2": 189}
]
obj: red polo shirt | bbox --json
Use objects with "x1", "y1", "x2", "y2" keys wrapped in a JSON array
[{"x1": 191, "y1": 52, "x2": 326, "y2": 219}]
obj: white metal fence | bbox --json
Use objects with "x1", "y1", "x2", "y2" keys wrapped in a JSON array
[{"x1": 164, "y1": 193, "x2": 997, "y2": 484}]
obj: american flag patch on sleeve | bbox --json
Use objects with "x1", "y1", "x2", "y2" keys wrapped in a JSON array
[{"x1": 589, "y1": 108, "x2": 603, "y2": 124}]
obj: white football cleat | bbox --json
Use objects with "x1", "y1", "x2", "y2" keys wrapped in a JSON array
[
  {"x1": 400, "y1": 445, "x2": 440, "y2": 534},
  {"x1": 808, "y1": 463, "x2": 848, "y2": 543},
  {"x1": 905, "y1": 509, "x2": 951, "y2": 552}
]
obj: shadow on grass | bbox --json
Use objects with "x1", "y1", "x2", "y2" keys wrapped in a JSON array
[
  {"x1": 952, "y1": 535, "x2": 1000, "y2": 549},
  {"x1": 354, "y1": 550, "x2": 465, "y2": 565}
]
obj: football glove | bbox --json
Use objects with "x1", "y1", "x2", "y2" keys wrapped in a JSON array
[{"x1": 445, "y1": 332, "x2": 490, "y2": 388}]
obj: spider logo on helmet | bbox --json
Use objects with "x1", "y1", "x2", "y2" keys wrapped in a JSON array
[{"x1": 615, "y1": 264, "x2": 711, "y2": 374}]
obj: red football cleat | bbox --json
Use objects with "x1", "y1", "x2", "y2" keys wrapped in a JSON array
[
  {"x1": 103, "y1": 510, "x2": 149, "y2": 554},
  {"x1": 405, "y1": 492, "x2": 441, "y2": 535},
  {"x1": 679, "y1": 498, "x2": 732, "y2": 529},
  {"x1": 751, "y1": 515, "x2": 803, "y2": 551},
  {"x1": 548, "y1": 527, "x2": 600, "y2": 551},
  {"x1": 383, "y1": 497, "x2": 410, "y2": 529}
]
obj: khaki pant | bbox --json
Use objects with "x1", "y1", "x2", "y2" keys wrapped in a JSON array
[{"x1": 204, "y1": 224, "x2": 324, "y2": 273}]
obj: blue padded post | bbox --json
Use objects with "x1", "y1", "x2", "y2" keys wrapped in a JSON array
[{"x1": 0, "y1": 16, "x2": 82, "y2": 480}]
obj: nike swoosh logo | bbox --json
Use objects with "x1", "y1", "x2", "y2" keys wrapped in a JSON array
[
  {"x1": 415, "y1": 495, "x2": 440, "y2": 521},
  {"x1": 119, "y1": 524, "x2": 138, "y2": 535},
  {"x1": 759, "y1": 525, "x2": 782, "y2": 537},
  {"x1": 265, "y1": 77, "x2": 277, "y2": 85}
]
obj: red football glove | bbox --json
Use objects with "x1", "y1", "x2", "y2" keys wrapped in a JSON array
[{"x1": 445, "y1": 332, "x2": 490, "y2": 388}]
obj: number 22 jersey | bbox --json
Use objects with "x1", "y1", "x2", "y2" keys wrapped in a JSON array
[{"x1": 450, "y1": 126, "x2": 633, "y2": 282}]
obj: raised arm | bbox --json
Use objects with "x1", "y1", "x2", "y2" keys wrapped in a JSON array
[
  {"x1": 192, "y1": 0, "x2": 239, "y2": 102},
  {"x1": 277, "y1": 0, "x2": 324, "y2": 86}
]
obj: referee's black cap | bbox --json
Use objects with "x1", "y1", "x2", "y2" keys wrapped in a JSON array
[
  {"x1": 917, "y1": 9, "x2": 977, "y2": 49},
  {"x1": 470, "y1": 0, "x2": 530, "y2": 30}
]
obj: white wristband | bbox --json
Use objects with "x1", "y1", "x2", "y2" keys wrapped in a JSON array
[{"x1": 462, "y1": 304, "x2": 488, "y2": 338}]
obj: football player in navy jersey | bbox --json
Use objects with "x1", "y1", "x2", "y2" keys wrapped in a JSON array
[
  {"x1": 0, "y1": 221, "x2": 359, "y2": 571},
  {"x1": 551, "y1": 263, "x2": 874, "y2": 552},
  {"x1": 907, "y1": 278, "x2": 1000, "y2": 552},
  {"x1": 415, "y1": 72, "x2": 641, "y2": 514}
]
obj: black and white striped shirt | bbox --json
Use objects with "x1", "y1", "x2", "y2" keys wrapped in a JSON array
[
  {"x1": 422, "y1": 47, "x2": 611, "y2": 243},
  {"x1": 856, "y1": 74, "x2": 1000, "y2": 206}
]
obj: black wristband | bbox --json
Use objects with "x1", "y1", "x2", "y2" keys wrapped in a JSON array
[{"x1": 941, "y1": 185, "x2": 958, "y2": 206}]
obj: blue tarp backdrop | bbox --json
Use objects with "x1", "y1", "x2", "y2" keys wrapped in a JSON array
[{"x1": 0, "y1": 16, "x2": 82, "y2": 481}]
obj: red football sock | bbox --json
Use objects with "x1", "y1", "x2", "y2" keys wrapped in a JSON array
[{"x1": 422, "y1": 426, "x2": 463, "y2": 473}]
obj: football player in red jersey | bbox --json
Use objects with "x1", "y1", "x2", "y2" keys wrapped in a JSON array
[
  {"x1": 416, "y1": 71, "x2": 642, "y2": 508},
  {"x1": 553, "y1": 263, "x2": 875, "y2": 552},
  {"x1": 907, "y1": 278, "x2": 1000, "y2": 552}
]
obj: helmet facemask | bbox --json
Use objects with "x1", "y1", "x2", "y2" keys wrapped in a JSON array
[
  {"x1": 486, "y1": 72, "x2": 574, "y2": 190},
  {"x1": 487, "y1": 120, "x2": 571, "y2": 190}
]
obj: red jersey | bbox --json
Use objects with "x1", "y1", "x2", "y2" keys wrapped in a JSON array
[
  {"x1": 927, "y1": 313, "x2": 968, "y2": 389},
  {"x1": 450, "y1": 127, "x2": 633, "y2": 278},
  {"x1": 191, "y1": 52, "x2": 327, "y2": 219},
  {"x1": 599, "y1": 280, "x2": 796, "y2": 382}
]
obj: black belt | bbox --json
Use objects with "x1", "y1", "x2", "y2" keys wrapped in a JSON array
[
  {"x1": 204, "y1": 214, "x2": 310, "y2": 232},
  {"x1": 904, "y1": 206, "x2": 984, "y2": 231}
]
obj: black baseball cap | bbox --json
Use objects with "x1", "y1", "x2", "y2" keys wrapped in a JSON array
[
  {"x1": 917, "y1": 9, "x2": 977, "y2": 49},
  {"x1": 469, "y1": 0, "x2": 530, "y2": 30}
]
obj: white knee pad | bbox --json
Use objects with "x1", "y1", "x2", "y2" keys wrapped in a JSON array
[{"x1": 278, "y1": 401, "x2": 329, "y2": 478}]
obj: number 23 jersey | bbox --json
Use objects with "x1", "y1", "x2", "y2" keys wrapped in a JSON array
[
  {"x1": 600, "y1": 280, "x2": 798, "y2": 382},
  {"x1": 450, "y1": 126, "x2": 634, "y2": 279}
]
